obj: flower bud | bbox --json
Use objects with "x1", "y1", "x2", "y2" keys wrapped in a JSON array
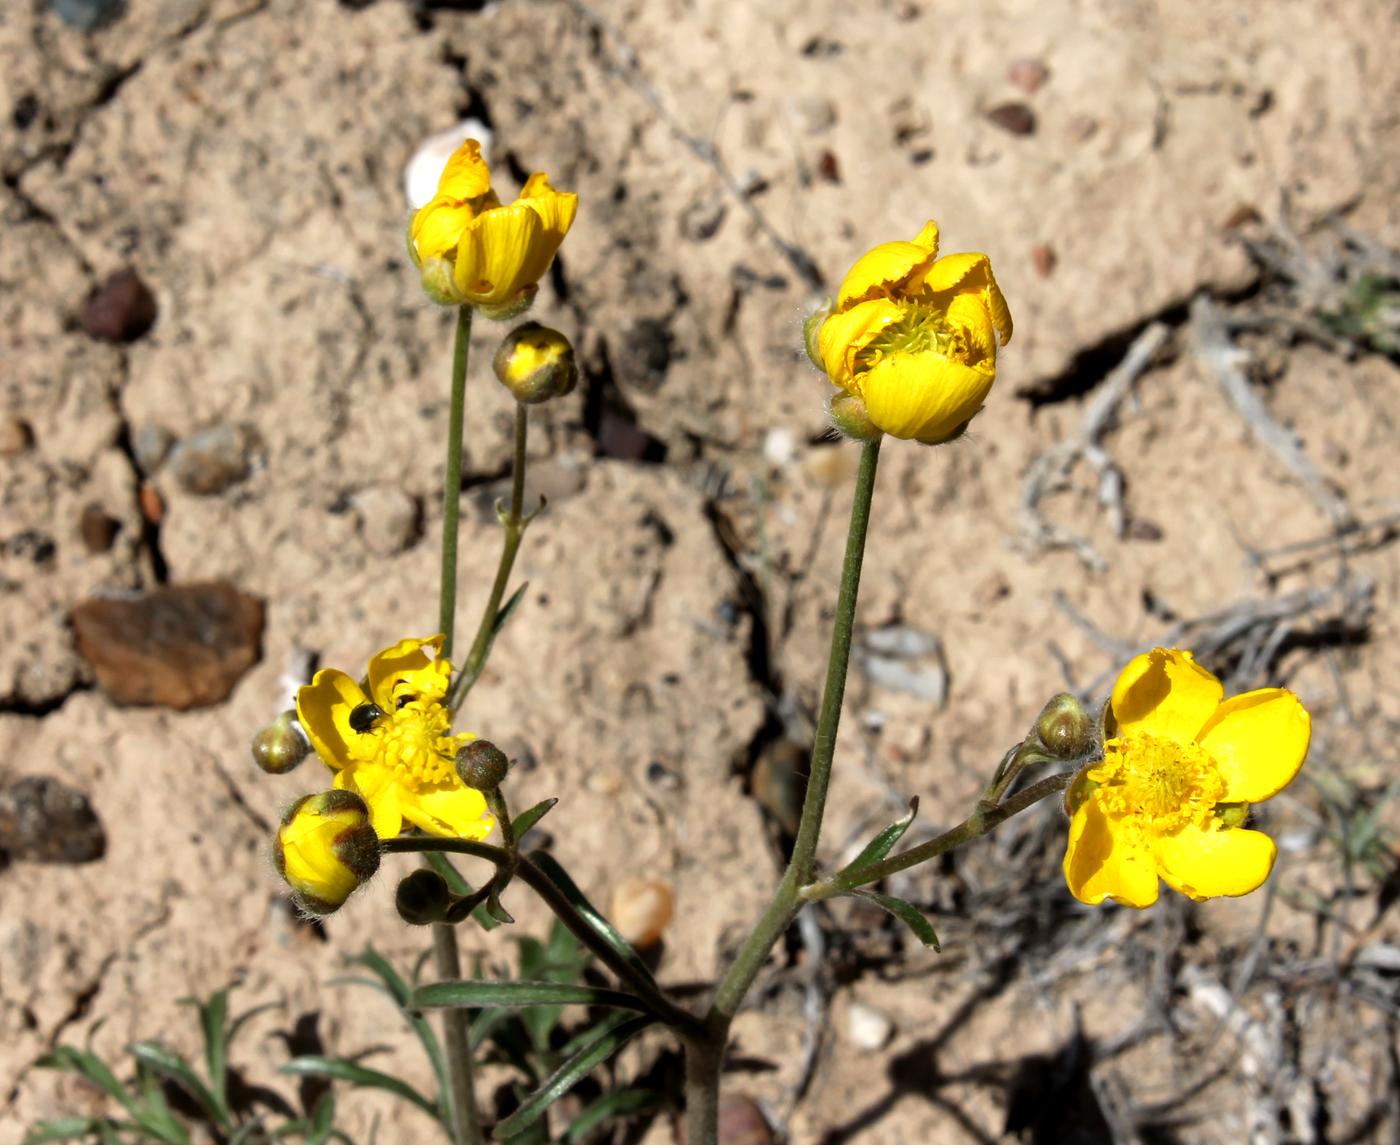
[
  {"x1": 492, "y1": 322, "x2": 577, "y2": 404},
  {"x1": 273, "y1": 791, "x2": 380, "y2": 916},
  {"x1": 252, "y1": 710, "x2": 311, "y2": 774},
  {"x1": 395, "y1": 869, "x2": 451, "y2": 926},
  {"x1": 456, "y1": 739, "x2": 510, "y2": 791},
  {"x1": 803, "y1": 302, "x2": 830, "y2": 369},
  {"x1": 1033, "y1": 693, "x2": 1095, "y2": 760},
  {"x1": 827, "y1": 392, "x2": 882, "y2": 442}
]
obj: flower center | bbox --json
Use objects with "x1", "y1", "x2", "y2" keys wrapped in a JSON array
[
  {"x1": 855, "y1": 303, "x2": 970, "y2": 376},
  {"x1": 1089, "y1": 732, "x2": 1227, "y2": 834},
  {"x1": 371, "y1": 700, "x2": 458, "y2": 789}
]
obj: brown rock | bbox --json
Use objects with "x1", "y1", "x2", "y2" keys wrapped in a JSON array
[
  {"x1": 169, "y1": 424, "x2": 254, "y2": 495},
  {"x1": 79, "y1": 503, "x2": 121, "y2": 553},
  {"x1": 0, "y1": 415, "x2": 35, "y2": 457},
  {"x1": 139, "y1": 480, "x2": 165, "y2": 524},
  {"x1": 677, "y1": 1094, "x2": 774, "y2": 1145},
  {"x1": 71, "y1": 582, "x2": 264, "y2": 709},
  {"x1": 0, "y1": 776, "x2": 105, "y2": 865},
  {"x1": 79, "y1": 269, "x2": 157, "y2": 343},
  {"x1": 611, "y1": 875, "x2": 675, "y2": 949},
  {"x1": 986, "y1": 101, "x2": 1036, "y2": 136}
]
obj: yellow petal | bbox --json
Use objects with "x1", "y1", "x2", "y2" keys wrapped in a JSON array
[
  {"x1": 944, "y1": 292, "x2": 998, "y2": 367},
  {"x1": 367, "y1": 635, "x2": 447, "y2": 711},
  {"x1": 519, "y1": 174, "x2": 579, "y2": 246},
  {"x1": 337, "y1": 762, "x2": 404, "y2": 839},
  {"x1": 858, "y1": 350, "x2": 993, "y2": 443},
  {"x1": 1153, "y1": 823, "x2": 1277, "y2": 901},
  {"x1": 411, "y1": 195, "x2": 475, "y2": 263},
  {"x1": 453, "y1": 202, "x2": 546, "y2": 306},
  {"x1": 1111, "y1": 648, "x2": 1223, "y2": 742},
  {"x1": 917, "y1": 252, "x2": 1013, "y2": 345},
  {"x1": 816, "y1": 297, "x2": 903, "y2": 387},
  {"x1": 436, "y1": 138, "x2": 493, "y2": 201},
  {"x1": 296, "y1": 670, "x2": 370, "y2": 771},
  {"x1": 835, "y1": 226, "x2": 941, "y2": 309},
  {"x1": 1063, "y1": 796, "x2": 1160, "y2": 908},
  {"x1": 400, "y1": 783, "x2": 494, "y2": 839},
  {"x1": 1197, "y1": 689, "x2": 1311, "y2": 803}
]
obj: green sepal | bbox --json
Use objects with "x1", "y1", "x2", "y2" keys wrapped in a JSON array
[{"x1": 511, "y1": 798, "x2": 558, "y2": 843}]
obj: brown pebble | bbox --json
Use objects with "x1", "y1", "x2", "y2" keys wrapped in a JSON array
[
  {"x1": 1031, "y1": 243, "x2": 1057, "y2": 278},
  {"x1": 80, "y1": 269, "x2": 157, "y2": 343},
  {"x1": 986, "y1": 102, "x2": 1036, "y2": 136},
  {"x1": 1007, "y1": 57, "x2": 1050, "y2": 94},
  {"x1": 610, "y1": 875, "x2": 674, "y2": 950},
  {"x1": 1221, "y1": 202, "x2": 1262, "y2": 230},
  {"x1": 1126, "y1": 518, "x2": 1164, "y2": 542},
  {"x1": 169, "y1": 424, "x2": 253, "y2": 495},
  {"x1": 677, "y1": 1094, "x2": 774, "y2": 1145},
  {"x1": 0, "y1": 776, "x2": 105, "y2": 865},
  {"x1": 139, "y1": 480, "x2": 164, "y2": 524},
  {"x1": 71, "y1": 582, "x2": 264, "y2": 709},
  {"x1": 0, "y1": 415, "x2": 35, "y2": 457},
  {"x1": 816, "y1": 149, "x2": 841, "y2": 183},
  {"x1": 79, "y1": 503, "x2": 121, "y2": 553}
]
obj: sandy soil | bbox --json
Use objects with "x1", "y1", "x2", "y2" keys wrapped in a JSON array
[{"x1": 3, "y1": 0, "x2": 1400, "y2": 1142}]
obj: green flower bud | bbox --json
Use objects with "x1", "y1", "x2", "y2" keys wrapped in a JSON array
[
  {"x1": 492, "y1": 322, "x2": 578, "y2": 404},
  {"x1": 252, "y1": 710, "x2": 311, "y2": 774},
  {"x1": 1033, "y1": 693, "x2": 1096, "y2": 760},
  {"x1": 395, "y1": 869, "x2": 451, "y2": 926},
  {"x1": 456, "y1": 740, "x2": 510, "y2": 791},
  {"x1": 827, "y1": 392, "x2": 882, "y2": 442},
  {"x1": 273, "y1": 790, "x2": 380, "y2": 915}
]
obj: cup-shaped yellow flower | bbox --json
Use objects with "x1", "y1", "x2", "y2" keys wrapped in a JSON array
[
  {"x1": 1064, "y1": 648, "x2": 1311, "y2": 908},
  {"x1": 408, "y1": 138, "x2": 578, "y2": 314},
  {"x1": 814, "y1": 220, "x2": 1012, "y2": 443},
  {"x1": 295, "y1": 635, "x2": 495, "y2": 841},
  {"x1": 274, "y1": 790, "x2": 380, "y2": 916}
]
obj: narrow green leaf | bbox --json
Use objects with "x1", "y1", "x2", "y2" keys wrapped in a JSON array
[
  {"x1": 281, "y1": 1057, "x2": 440, "y2": 1120},
  {"x1": 484, "y1": 887, "x2": 515, "y2": 926},
  {"x1": 307, "y1": 1092, "x2": 336, "y2": 1145},
  {"x1": 132, "y1": 1063, "x2": 191, "y2": 1144},
  {"x1": 413, "y1": 980, "x2": 648, "y2": 1013},
  {"x1": 21, "y1": 1117, "x2": 104, "y2": 1144},
  {"x1": 844, "y1": 797, "x2": 920, "y2": 876},
  {"x1": 491, "y1": 582, "x2": 530, "y2": 641},
  {"x1": 34, "y1": 1048, "x2": 142, "y2": 1121},
  {"x1": 848, "y1": 889, "x2": 941, "y2": 951},
  {"x1": 128, "y1": 1042, "x2": 228, "y2": 1130},
  {"x1": 225, "y1": 1002, "x2": 281, "y2": 1051},
  {"x1": 183, "y1": 991, "x2": 231, "y2": 1124},
  {"x1": 555, "y1": 1011, "x2": 633, "y2": 1062},
  {"x1": 564, "y1": 1087, "x2": 665, "y2": 1142},
  {"x1": 527, "y1": 853, "x2": 657, "y2": 987},
  {"x1": 344, "y1": 947, "x2": 450, "y2": 1103},
  {"x1": 490, "y1": 1016, "x2": 653, "y2": 1141},
  {"x1": 510, "y1": 799, "x2": 557, "y2": 844}
]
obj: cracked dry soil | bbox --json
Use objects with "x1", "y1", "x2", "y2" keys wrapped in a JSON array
[{"x1": 3, "y1": 0, "x2": 1400, "y2": 1141}]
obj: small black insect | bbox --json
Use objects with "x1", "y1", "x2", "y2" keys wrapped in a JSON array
[{"x1": 349, "y1": 702, "x2": 386, "y2": 734}]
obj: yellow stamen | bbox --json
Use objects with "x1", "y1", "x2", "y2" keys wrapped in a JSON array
[
  {"x1": 373, "y1": 699, "x2": 458, "y2": 788},
  {"x1": 1089, "y1": 733, "x2": 1227, "y2": 835}
]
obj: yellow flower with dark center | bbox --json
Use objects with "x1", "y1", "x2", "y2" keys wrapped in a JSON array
[
  {"x1": 295, "y1": 635, "x2": 494, "y2": 840},
  {"x1": 1064, "y1": 648, "x2": 1311, "y2": 908},
  {"x1": 274, "y1": 790, "x2": 380, "y2": 915},
  {"x1": 408, "y1": 138, "x2": 578, "y2": 313},
  {"x1": 814, "y1": 220, "x2": 1012, "y2": 443}
]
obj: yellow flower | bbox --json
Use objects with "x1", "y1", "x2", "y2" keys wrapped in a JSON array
[
  {"x1": 295, "y1": 635, "x2": 494, "y2": 840},
  {"x1": 1064, "y1": 648, "x2": 1311, "y2": 908},
  {"x1": 274, "y1": 790, "x2": 380, "y2": 915},
  {"x1": 408, "y1": 138, "x2": 578, "y2": 312},
  {"x1": 814, "y1": 220, "x2": 1012, "y2": 443}
]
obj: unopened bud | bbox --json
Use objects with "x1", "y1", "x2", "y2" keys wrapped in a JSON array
[
  {"x1": 803, "y1": 302, "x2": 830, "y2": 370},
  {"x1": 273, "y1": 790, "x2": 380, "y2": 915},
  {"x1": 1033, "y1": 693, "x2": 1095, "y2": 760},
  {"x1": 252, "y1": 710, "x2": 311, "y2": 774},
  {"x1": 395, "y1": 869, "x2": 451, "y2": 926},
  {"x1": 492, "y1": 322, "x2": 577, "y2": 404},
  {"x1": 456, "y1": 739, "x2": 510, "y2": 791},
  {"x1": 827, "y1": 392, "x2": 882, "y2": 442}
]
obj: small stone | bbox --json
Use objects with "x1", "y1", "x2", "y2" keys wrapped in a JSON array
[
  {"x1": 169, "y1": 424, "x2": 253, "y2": 495},
  {"x1": 139, "y1": 480, "x2": 164, "y2": 524},
  {"x1": 50, "y1": 0, "x2": 125, "y2": 31},
  {"x1": 71, "y1": 582, "x2": 264, "y2": 709},
  {"x1": 986, "y1": 102, "x2": 1036, "y2": 136},
  {"x1": 1222, "y1": 202, "x2": 1263, "y2": 230},
  {"x1": 1126, "y1": 517, "x2": 1164, "y2": 542},
  {"x1": 645, "y1": 761, "x2": 682, "y2": 791},
  {"x1": 80, "y1": 269, "x2": 156, "y2": 343},
  {"x1": 846, "y1": 1001, "x2": 895, "y2": 1051},
  {"x1": 0, "y1": 777, "x2": 105, "y2": 865},
  {"x1": 1031, "y1": 243, "x2": 1057, "y2": 278},
  {"x1": 714, "y1": 1095, "x2": 774, "y2": 1145},
  {"x1": 79, "y1": 504, "x2": 120, "y2": 553},
  {"x1": 790, "y1": 95, "x2": 837, "y2": 135},
  {"x1": 587, "y1": 765, "x2": 625, "y2": 797},
  {"x1": 132, "y1": 423, "x2": 175, "y2": 474},
  {"x1": 610, "y1": 875, "x2": 674, "y2": 950},
  {"x1": 0, "y1": 415, "x2": 35, "y2": 457},
  {"x1": 680, "y1": 195, "x2": 727, "y2": 242},
  {"x1": 815, "y1": 149, "x2": 841, "y2": 184},
  {"x1": 352, "y1": 486, "x2": 420, "y2": 556},
  {"x1": 1007, "y1": 57, "x2": 1050, "y2": 94},
  {"x1": 763, "y1": 427, "x2": 798, "y2": 469}
]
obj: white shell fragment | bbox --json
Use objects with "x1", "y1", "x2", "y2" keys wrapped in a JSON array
[{"x1": 403, "y1": 119, "x2": 494, "y2": 209}]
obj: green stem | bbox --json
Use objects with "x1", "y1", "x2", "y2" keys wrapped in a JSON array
[
  {"x1": 451, "y1": 402, "x2": 531, "y2": 709},
  {"x1": 432, "y1": 305, "x2": 482, "y2": 1145},
  {"x1": 384, "y1": 838, "x2": 703, "y2": 1036},
  {"x1": 685, "y1": 438, "x2": 881, "y2": 1144}
]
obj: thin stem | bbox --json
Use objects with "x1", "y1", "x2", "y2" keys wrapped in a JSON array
[
  {"x1": 383, "y1": 838, "x2": 704, "y2": 1037},
  {"x1": 451, "y1": 402, "x2": 531, "y2": 709},
  {"x1": 432, "y1": 305, "x2": 481, "y2": 1145},
  {"x1": 802, "y1": 771, "x2": 1074, "y2": 902}
]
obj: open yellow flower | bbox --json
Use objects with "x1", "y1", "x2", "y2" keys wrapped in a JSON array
[
  {"x1": 408, "y1": 138, "x2": 578, "y2": 313},
  {"x1": 814, "y1": 220, "x2": 1012, "y2": 443},
  {"x1": 295, "y1": 635, "x2": 494, "y2": 841},
  {"x1": 1064, "y1": 648, "x2": 1311, "y2": 908}
]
